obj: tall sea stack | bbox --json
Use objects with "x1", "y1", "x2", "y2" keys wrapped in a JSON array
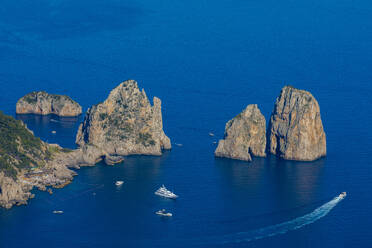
[
  {"x1": 215, "y1": 104, "x2": 266, "y2": 161},
  {"x1": 76, "y1": 80, "x2": 171, "y2": 159},
  {"x1": 268, "y1": 86, "x2": 326, "y2": 161}
]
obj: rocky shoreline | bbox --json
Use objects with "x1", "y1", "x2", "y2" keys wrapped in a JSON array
[
  {"x1": 0, "y1": 148, "x2": 78, "y2": 209},
  {"x1": 1, "y1": 80, "x2": 171, "y2": 209},
  {"x1": 1, "y1": 84, "x2": 326, "y2": 209}
]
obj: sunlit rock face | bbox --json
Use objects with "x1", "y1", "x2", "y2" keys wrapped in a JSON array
[
  {"x1": 215, "y1": 104, "x2": 266, "y2": 161},
  {"x1": 76, "y1": 80, "x2": 171, "y2": 158},
  {"x1": 16, "y1": 91, "x2": 82, "y2": 117},
  {"x1": 268, "y1": 86, "x2": 326, "y2": 161}
]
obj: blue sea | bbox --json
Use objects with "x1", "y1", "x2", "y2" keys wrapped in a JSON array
[{"x1": 1, "y1": 0, "x2": 372, "y2": 247}]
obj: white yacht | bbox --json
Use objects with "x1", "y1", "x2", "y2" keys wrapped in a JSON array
[
  {"x1": 53, "y1": 210, "x2": 63, "y2": 214},
  {"x1": 115, "y1": 181, "x2": 124, "y2": 186},
  {"x1": 156, "y1": 209, "x2": 172, "y2": 217},
  {"x1": 155, "y1": 185, "x2": 178, "y2": 199}
]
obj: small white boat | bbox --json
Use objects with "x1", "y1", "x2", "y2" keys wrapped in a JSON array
[
  {"x1": 156, "y1": 209, "x2": 172, "y2": 217},
  {"x1": 115, "y1": 181, "x2": 124, "y2": 186},
  {"x1": 53, "y1": 210, "x2": 63, "y2": 214},
  {"x1": 339, "y1": 192, "x2": 347, "y2": 199},
  {"x1": 175, "y1": 143, "x2": 183, "y2": 147},
  {"x1": 51, "y1": 130, "x2": 56, "y2": 134},
  {"x1": 209, "y1": 132, "x2": 215, "y2": 137},
  {"x1": 155, "y1": 185, "x2": 178, "y2": 199}
]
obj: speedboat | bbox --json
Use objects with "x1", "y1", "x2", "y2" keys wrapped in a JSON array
[
  {"x1": 339, "y1": 192, "x2": 347, "y2": 199},
  {"x1": 156, "y1": 209, "x2": 172, "y2": 217},
  {"x1": 209, "y1": 132, "x2": 215, "y2": 137},
  {"x1": 115, "y1": 181, "x2": 124, "y2": 186},
  {"x1": 155, "y1": 185, "x2": 178, "y2": 199},
  {"x1": 53, "y1": 210, "x2": 63, "y2": 214}
]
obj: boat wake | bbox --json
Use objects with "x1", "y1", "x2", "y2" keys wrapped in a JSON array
[{"x1": 207, "y1": 193, "x2": 346, "y2": 245}]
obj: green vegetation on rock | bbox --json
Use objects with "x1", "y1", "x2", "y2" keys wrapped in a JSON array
[{"x1": 0, "y1": 111, "x2": 49, "y2": 179}]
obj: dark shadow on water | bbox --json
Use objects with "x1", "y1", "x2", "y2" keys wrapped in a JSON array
[{"x1": 214, "y1": 154, "x2": 327, "y2": 228}]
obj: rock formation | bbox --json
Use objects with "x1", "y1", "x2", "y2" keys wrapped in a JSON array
[
  {"x1": 215, "y1": 104, "x2": 266, "y2": 161},
  {"x1": 0, "y1": 111, "x2": 76, "y2": 209},
  {"x1": 16, "y1": 91, "x2": 82, "y2": 117},
  {"x1": 268, "y1": 86, "x2": 326, "y2": 161},
  {"x1": 1, "y1": 80, "x2": 172, "y2": 209},
  {"x1": 76, "y1": 80, "x2": 171, "y2": 160}
]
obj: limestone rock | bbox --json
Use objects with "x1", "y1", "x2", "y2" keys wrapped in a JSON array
[
  {"x1": 76, "y1": 80, "x2": 171, "y2": 159},
  {"x1": 0, "y1": 111, "x2": 77, "y2": 209},
  {"x1": 0, "y1": 173, "x2": 32, "y2": 209},
  {"x1": 52, "y1": 145, "x2": 104, "y2": 168},
  {"x1": 215, "y1": 104, "x2": 266, "y2": 161},
  {"x1": 268, "y1": 86, "x2": 326, "y2": 161},
  {"x1": 104, "y1": 155, "x2": 124, "y2": 165},
  {"x1": 16, "y1": 91, "x2": 82, "y2": 116}
]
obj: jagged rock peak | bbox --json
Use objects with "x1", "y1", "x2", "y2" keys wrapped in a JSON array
[
  {"x1": 16, "y1": 91, "x2": 82, "y2": 117},
  {"x1": 268, "y1": 85, "x2": 326, "y2": 161},
  {"x1": 215, "y1": 104, "x2": 266, "y2": 161},
  {"x1": 76, "y1": 80, "x2": 171, "y2": 158}
]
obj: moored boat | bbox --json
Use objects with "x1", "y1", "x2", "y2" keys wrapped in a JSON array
[
  {"x1": 156, "y1": 209, "x2": 172, "y2": 217},
  {"x1": 155, "y1": 185, "x2": 178, "y2": 199},
  {"x1": 115, "y1": 181, "x2": 124, "y2": 186}
]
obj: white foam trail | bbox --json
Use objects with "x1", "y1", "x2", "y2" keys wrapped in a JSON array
[{"x1": 213, "y1": 194, "x2": 346, "y2": 244}]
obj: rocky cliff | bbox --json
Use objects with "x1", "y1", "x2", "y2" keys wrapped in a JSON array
[
  {"x1": 16, "y1": 91, "x2": 82, "y2": 117},
  {"x1": 268, "y1": 86, "x2": 326, "y2": 161},
  {"x1": 0, "y1": 111, "x2": 76, "y2": 208},
  {"x1": 76, "y1": 80, "x2": 171, "y2": 160},
  {"x1": 215, "y1": 104, "x2": 266, "y2": 161}
]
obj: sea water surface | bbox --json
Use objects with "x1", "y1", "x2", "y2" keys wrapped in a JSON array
[{"x1": 1, "y1": 0, "x2": 372, "y2": 247}]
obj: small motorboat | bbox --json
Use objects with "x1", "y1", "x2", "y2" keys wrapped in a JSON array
[
  {"x1": 208, "y1": 132, "x2": 215, "y2": 137},
  {"x1": 51, "y1": 130, "x2": 56, "y2": 134},
  {"x1": 156, "y1": 209, "x2": 172, "y2": 217},
  {"x1": 115, "y1": 181, "x2": 124, "y2": 186},
  {"x1": 155, "y1": 185, "x2": 178, "y2": 199},
  {"x1": 53, "y1": 210, "x2": 63, "y2": 214},
  {"x1": 339, "y1": 192, "x2": 347, "y2": 199}
]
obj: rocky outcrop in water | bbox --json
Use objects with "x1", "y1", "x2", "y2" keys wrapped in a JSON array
[
  {"x1": 16, "y1": 91, "x2": 82, "y2": 117},
  {"x1": 215, "y1": 104, "x2": 266, "y2": 161},
  {"x1": 268, "y1": 86, "x2": 326, "y2": 161},
  {"x1": 76, "y1": 80, "x2": 171, "y2": 161},
  {"x1": 1, "y1": 80, "x2": 172, "y2": 209}
]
